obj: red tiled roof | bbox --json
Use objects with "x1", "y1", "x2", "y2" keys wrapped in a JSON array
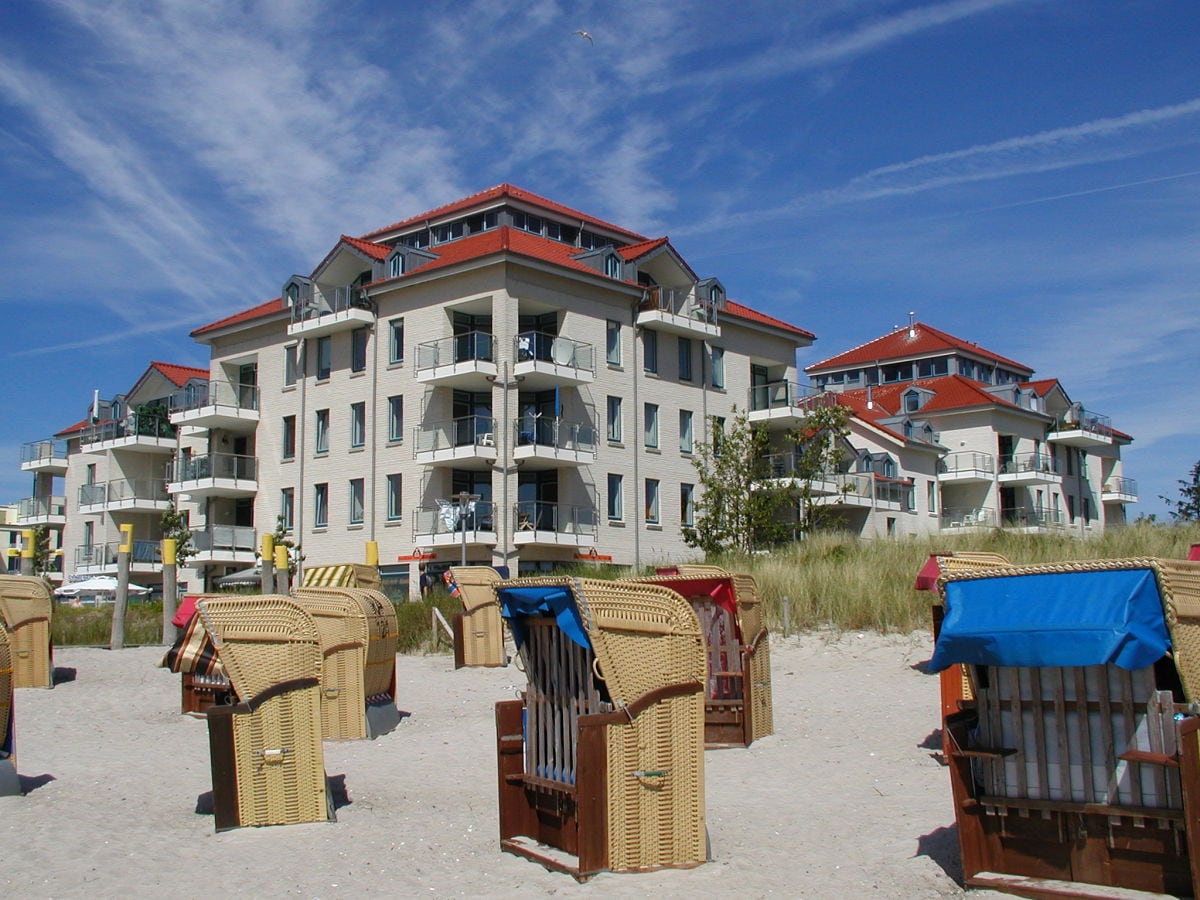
[
  {"x1": 55, "y1": 417, "x2": 90, "y2": 438},
  {"x1": 150, "y1": 362, "x2": 209, "y2": 387},
  {"x1": 360, "y1": 184, "x2": 648, "y2": 243},
  {"x1": 191, "y1": 297, "x2": 285, "y2": 337},
  {"x1": 723, "y1": 300, "x2": 814, "y2": 340},
  {"x1": 340, "y1": 234, "x2": 391, "y2": 261},
  {"x1": 618, "y1": 237, "x2": 670, "y2": 260},
  {"x1": 836, "y1": 375, "x2": 1027, "y2": 418},
  {"x1": 1021, "y1": 378, "x2": 1060, "y2": 397},
  {"x1": 805, "y1": 322, "x2": 1032, "y2": 375}
]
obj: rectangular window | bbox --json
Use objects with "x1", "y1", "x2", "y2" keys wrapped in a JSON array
[
  {"x1": 606, "y1": 319, "x2": 621, "y2": 365},
  {"x1": 283, "y1": 345, "x2": 298, "y2": 387},
  {"x1": 282, "y1": 415, "x2": 296, "y2": 460},
  {"x1": 280, "y1": 488, "x2": 294, "y2": 531},
  {"x1": 313, "y1": 483, "x2": 328, "y2": 528},
  {"x1": 710, "y1": 346, "x2": 725, "y2": 389},
  {"x1": 645, "y1": 478, "x2": 660, "y2": 524},
  {"x1": 315, "y1": 409, "x2": 329, "y2": 454},
  {"x1": 386, "y1": 474, "x2": 402, "y2": 521},
  {"x1": 388, "y1": 395, "x2": 404, "y2": 442},
  {"x1": 644, "y1": 403, "x2": 659, "y2": 449},
  {"x1": 389, "y1": 254, "x2": 404, "y2": 278},
  {"x1": 607, "y1": 473, "x2": 623, "y2": 521},
  {"x1": 389, "y1": 317, "x2": 404, "y2": 364},
  {"x1": 680, "y1": 483, "x2": 694, "y2": 527},
  {"x1": 316, "y1": 335, "x2": 332, "y2": 380},
  {"x1": 349, "y1": 478, "x2": 364, "y2": 524},
  {"x1": 679, "y1": 410, "x2": 693, "y2": 454},
  {"x1": 351, "y1": 327, "x2": 368, "y2": 373},
  {"x1": 678, "y1": 337, "x2": 692, "y2": 381},
  {"x1": 927, "y1": 481, "x2": 937, "y2": 514},
  {"x1": 607, "y1": 396, "x2": 622, "y2": 442},
  {"x1": 350, "y1": 402, "x2": 365, "y2": 448},
  {"x1": 712, "y1": 416, "x2": 726, "y2": 456},
  {"x1": 643, "y1": 329, "x2": 658, "y2": 374}
]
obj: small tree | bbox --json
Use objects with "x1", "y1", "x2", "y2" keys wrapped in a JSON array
[
  {"x1": 685, "y1": 408, "x2": 793, "y2": 555},
  {"x1": 30, "y1": 525, "x2": 52, "y2": 575},
  {"x1": 266, "y1": 514, "x2": 303, "y2": 574},
  {"x1": 160, "y1": 502, "x2": 196, "y2": 565},
  {"x1": 1162, "y1": 459, "x2": 1200, "y2": 522},
  {"x1": 789, "y1": 400, "x2": 854, "y2": 534}
]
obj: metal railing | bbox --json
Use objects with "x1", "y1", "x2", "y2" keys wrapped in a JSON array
[
  {"x1": 514, "y1": 331, "x2": 595, "y2": 373},
  {"x1": 75, "y1": 539, "x2": 160, "y2": 568},
  {"x1": 748, "y1": 381, "x2": 833, "y2": 413},
  {"x1": 1051, "y1": 406, "x2": 1112, "y2": 437},
  {"x1": 80, "y1": 409, "x2": 175, "y2": 445},
  {"x1": 20, "y1": 439, "x2": 68, "y2": 466},
  {"x1": 999, "y1": 452, "x2": 1060, "y2": 476},
  {"x1": 18, "y1": 496, "x2": 66, "y2": 519},
  {"x1": 639, "y1": 286, "x2": 718, "y2": 326},
  {"x1": 1103, "y1": 476, "x2": 1139, "y2": 497},
  {"x1": 1001, "y1": 506, "x2": 1065, "y2": 528},
  {"x1": 512, "y1": 416, "x2": 597, "y2": 453},
  {"x1": 290, "y1": 283, "x2": 373, "y2": 324},
  {"x1": 167, "y1": 452, "x2": 258, "y2": 484},
  {"x1": 413, "y1": 500, "x2": 496, "y2": 537},
  {"x1": 79, "y1": 479, "x2": 169, "y2": 507},
  {"x1": 941, "y1": 507, "x2": 998, "y2": 529},
  {"x1": 874, "y1": 476, "x2": 915, "y2": 508},
  {"x1": 415, "y1": 331, "x2": 496, "y2": 371},
  {"x1": 513, "y1": 501, "x2": 598, "y2": 537},
  {"x1": 169, "y1": 380, "x2": 259, "y2": 413},
  {"x1": 192, "y1": 525, "x2": 256, "y2": 554},
  {"x1": 415, "y1": 415, "x2": 497, "y2": 454},
  {"x1": 938, "y1": 451, "x2": 995, "y2": 476}
]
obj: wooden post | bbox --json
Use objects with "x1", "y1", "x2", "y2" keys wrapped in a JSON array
[
  {"x1": 111, "y1": 523, "x2": 133, "y2": 650},
  {"x1": 365, "y1": 541, "x2": 379, "y2": 566},
  {"x1": 260, "y1": 533, "x2": 275, "y2": 594},
  {"x1": 781, "y1": 596, "x2": 790, "y2": 636},
  {"x1": 161, "y1": 538, "x2": 177, "y2": 644},
  {"x1": 19, "y1": 529, "x2": 34, "y2": 577},
  {"x1": 274, "y1": 545, "x2": 290, "y2": 595}
]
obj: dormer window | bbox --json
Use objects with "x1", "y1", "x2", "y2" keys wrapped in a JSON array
[
  {"x1": 605, "y1": 254, "x2": 621, "y2": 279},
  {"x1": 903, "y1": 389, "x2": 922, "y2": 413},
  {"x1": 389, "y1": 254, "x2": 405, "y2": 278}
]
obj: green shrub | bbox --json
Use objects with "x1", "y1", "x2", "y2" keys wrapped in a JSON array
[
  {"x1": 53, "y1": 601, "x2": 164, "y2": 646},
  {"x1": 392, "y1": 594, "x2": 461, "y2": 653}
]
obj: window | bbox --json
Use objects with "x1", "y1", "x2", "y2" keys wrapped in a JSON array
[
  {"x1": 315, "y1": 409, "x2": 329, "y2": 454},
  {"x1": 349, "y1": 478, "x2": 364, "y2": 525},
  {"x1": 712, "y1": 415, "x2": 726, "y2": 456},
  {"x1": 680, "y1": 483, "x2": 695, "y2": 527},
  {"x1": 606, "y1": 396, "x2": 622, "y2": 442},
  {"x1": 386, "y1": 474, "x2": 402, "y2": 521},
  {"x1": 679, "y1": 410, "x2": 693, "y2": 453},
  {"x1": 389, "y1": 254, "x2": 404, "y2": 278},
  {"x1": 280, "y1": 488, "x2": 294, "y2": 531},
  {"x1": 604, "y1": 254, "x2": 621, "y2": 279},
  {"x1": 710, "y1": 346, "x2": 725, "y2": 389},
  {"x1": 389, "y1": 317, "x2": 404, "y2": 364},
  {"x1": 644, "y1": 403, "x2": 659, "y2": 449},
  {"x1": 313, "y1": 483, "x2": 328, "y2": 528},
  {"x1": 316, "y1": 336, "x2": 332, "y2": 380},
  {"x1": 350, "y1": 402, "x2": 365, "y2": 448},
  {"x1": 678, "y1": 337, "x2": 693, "y2": 381},
  {"x1": 282, "y1": 415, "x2": 296, "y2": 460},
  {"x1": 927, "y1": 481, "x2": 937, "y2": 514},
  {"x1": 283, "y1": 345, "x2": 298, "y2": 387},
  {"x1": 904, "y1": 390, "x2": 920, "y2": 413},
  {"x1": 388, "y1": 395, "x2": 404, "y2": 442},
  {"x1": 643, "y1": 329, "x2": 658, "y2": 374},
  {"x1": 607, "y1": 473, "x2": 623, "y2": 520},
  {"x1": 645, "y1": 478, "x2": 660, "y2": 524},
  {"x1": 606, "y1": 320, "x2": 621, "y2": 366},
  {"x1": 351, "y1": 328, "x2": 368, "y2": 373}
]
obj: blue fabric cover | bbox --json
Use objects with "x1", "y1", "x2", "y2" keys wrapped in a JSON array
[
  {"x1": 497, "y1": 585, "x2": 591, "y2": 650},
  {"x1": 928, "y1": 568, "x2": 1169, "y2": 672}
]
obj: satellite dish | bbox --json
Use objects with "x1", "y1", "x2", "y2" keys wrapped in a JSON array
[{"x1": 550, "y1": 338, "x2": 573, "y2": 366}]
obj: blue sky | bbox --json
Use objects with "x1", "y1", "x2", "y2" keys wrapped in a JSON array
[{"x1": 1, "y1": 0, "x2": 1198, "y2": 520}]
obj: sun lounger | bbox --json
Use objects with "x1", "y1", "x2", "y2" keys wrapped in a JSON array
[
  {"x1": 446, "y1": 566, "x2": 507, "y2": 668},
  {"x1": 494, "y1": 576, "x2": 707, "y2": 880},
  {"x1": 0, "y1": 621, "x2": 18, "y2": 795},
  {"x1": 0, "y1": 575, "x2": 54, "y2": 689}
]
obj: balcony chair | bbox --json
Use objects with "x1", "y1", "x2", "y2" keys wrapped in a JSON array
[
  {"x1": 930, "y1": 557, "x2": 1200, "y2": 897},
  {"x1": 494, "y1": 576, "x2": 707, "y2": 880},
  {"x1": 0, "y1": 621, "x2": 18, "y2": 794},
  {"x1": 290, "y1": 586, "x2": 400, "y2": 740},
  {"x1": 0, "y1": 575, "x2": 54, "y2": 689},
  {"x1": 161, "y1": 595, "x2": 232, "y2": 715},
  {"x1": 446, "y1": 566, "x2": 507, "y2": 669},
  {"x1": 625, "y1": 565, "x2": 773, "y2": 748},
  {"x1": 196, "y1": 594, "x2": 333, "y2": 831}
]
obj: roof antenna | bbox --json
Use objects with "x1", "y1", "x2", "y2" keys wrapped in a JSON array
[{"x1": 907, "y1": 311, "x2": 916, "y2": 338}]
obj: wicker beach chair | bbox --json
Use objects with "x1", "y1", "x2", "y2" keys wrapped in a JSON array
[
  {"x1": 291, "y1": 586, "x2": 400, "y2": 740},
  {"x1": 197, "y1": 594, "x2": 333, "y2": 831},
  {"x1": 0, "y1": 575, "x2": 54, "y2": 689},
  {"x1": 627, "y1": 567, "x2": 772, "y2": 748},
  {"x1": 494, "y1": 577, "x2": 707, "y2": 880},
  {"x1": 931, "y1": 557, "x2": 1200, "y2": 896},
  {"x1": 0, "y1": 621, "x2": 18, "y2": 795},
  {"x1": 447, "y1": 566, "x2": 507, "y2": 668}
]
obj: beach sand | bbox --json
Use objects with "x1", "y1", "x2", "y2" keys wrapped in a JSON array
[{"x1": 0, "y1": 633, "x2": 992, "y2": 898}]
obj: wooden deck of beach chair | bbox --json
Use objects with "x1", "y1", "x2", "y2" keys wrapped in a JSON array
[
  {"x1": 0, "y1": 575, "x2": 53, "y2": 689},
  {"x1": 447, "y1": 566, "x2": 506, "y2": 669},
  {"x1": 300, "y1": 563, "x2": 382, "y2": 591},
  {"x1": 0, "y1": 620, "x2": 18, "y2": 795},
  {"x1": 931, "y1": 557, "x2": 1200, "y2": 897},
  {"x1": 197, "y1": 594, "x2": 333, "y2": 831},
  {"x1": 628, "y1": 567, "x2": 772, "y2": 748},
  {"x1": 494, "y1": 577, "x2": 707, "y2": 880},
  {"x1": 291, "y1": 586, "x2": 400, "y2": 740}
]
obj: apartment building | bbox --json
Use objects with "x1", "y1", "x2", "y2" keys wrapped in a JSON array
[
  {"x1": 180, "y1": 184, "x2": 815, "y2": 595},
  {"x1": 798, "y1": 321, "x2": 1135, "y2": 537}
]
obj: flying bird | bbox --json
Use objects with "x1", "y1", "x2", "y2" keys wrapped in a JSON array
[{"x1": 574, "y1": 29, "x2": 593, "y2": 45}]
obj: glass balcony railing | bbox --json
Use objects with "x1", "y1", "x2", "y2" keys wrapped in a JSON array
[
  {"x1": 639, "y1": 286, "x2": 718, "y2": 326},
  {"x1": 290, "y1": 283, "x2": 373, "y2": 324},
  {"x1": 1103, "y1": 476, "x2": 1139, "y2": 497},
  {"x1": 415, "y1": 331, "x2": 496, "y2": 371},
  {"x1": 169, "y1": 380, "x2": 259, "y2": 413},
  {"x1": 168, "y1": 452, "x2": 257, "y2": 483},
  {"x1": 749, "y1": 381, "x2": 832, "y2": 413},
  {"x1": 512, "y1": 416, "x2": 597, "y2": 453},
  {"x1": 413, "y1": 500, "x2": 496, "y2": 537},
  {"x1": 1001, "y1": 506, "x2": 1064, "y2": 528},
  {"x1": 192, "y1": 525, "x2": 256, "y2": 554},
  {"x1": 18, "y1": 496, "x2": 66, "y2": 519},
  {"x1": 938, "y1": 451, "x2": 995, "y2": 475},
  {"x1": 75, "y1": 540, "x2": 160, "y2": 568},
  {"x1": 415, "y1": 415, "x2": 497, "y2": 454},
  {"x1": 514, "y1": 331, "x2": 595, "y2": 372},
  {"x1": 1051, "y1": 406, "x2": 1112, "y2": 437},
  {"x1": 79, "y1": 479, "x2": 169, "y2": 507},
  {"x1": 999, "y1": 452, "x2": 1060, "y2": 476},
  {"x1": 21, "y1": 439, "x2": 68, "y2": 466},
  {"x1": 940, "y1": 507, "x2": 997, "y2": 528},
  {"x1": 80, "y1": 408, "x2": 175, "y2": 445},
  {"x1": 514, "y1": 501, "x2": 598, "y2": 537}
]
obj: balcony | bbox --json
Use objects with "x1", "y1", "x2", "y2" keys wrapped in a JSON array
[
  {"x1": 20, "y1": 439, "x2": 68, "y2": 474},
  {"x1": 513, "y1": 502, "x2": 598, "y2": 547},
  {"x1": 636, "y1": 286, "x2": 720, "y2": 339},
  {"x1": 512, "y1": 332, "x2": 595, "y2": 389},
  {"x1": 512, "y1": 416, "x2": 597, "y2": 468},
  {"x1": 747, "y1": 382, "x2": 838, "y2": 428},
  {"x1": 169, "y1": 380, "x2": 260, "y2": 432},
  {"x1": 79, "y1": 410, "x2": 175, "y2": 455},
  {"x1": 414, "y1": 416, "x2": 498, "y2": 466},
  {"x1": 413, "y1": 500, "x2": 497, "y2": 548},
  {"x1": 166, "y1": 452, "x2": 258, "y2": 498},
  {"x1": 940, "y1": 507, "x2": 998, "y2": 531},
  {"x1": 16, "y1": 495, "x2": 66, "y2": 527},
  {"x1": 414, "y1": 332, "x2": 497, "y2": 387},
  {"x1": 191, "y1": 525, "x2": 257, "y2": 566},
  {"x1": 287, "y1": 284, "x2": 375, "y2": 338},
  {"x1": 75, "y1": 539, "x2": 161, "y2": 575},
  {"x1": 1048, "y1": 406, "x2": 1114, "y2": 448},
  {"x1": 998, "y1": 452, "x2": 1063, "y2": 486},
  {"x1": 938, "y1": 451, "x2": 995, "y2": 483},
  {"x1": 1000, "y1": 506, "x2": 1066, "y2": 533},
  {"x1": 79, "y1": 479, "x2": 172, "y2": 514},
  {"x1": 1102, "y1": 476, "x2": 1139, "y2": 504}
]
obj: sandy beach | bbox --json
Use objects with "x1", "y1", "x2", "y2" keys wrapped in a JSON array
[{"x1": 0, "y1": 633, "x2": 991, "y2": 898}]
